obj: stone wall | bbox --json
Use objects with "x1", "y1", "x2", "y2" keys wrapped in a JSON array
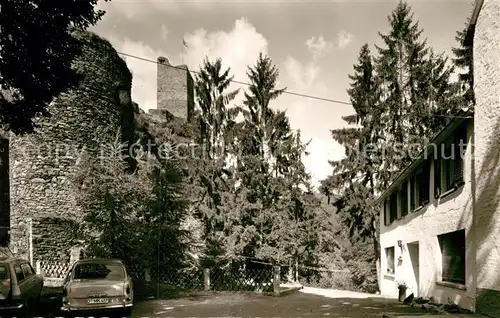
[
  {"x1": 0, "y1": 138, "x2": 9, "y2": 245},
  {"x1": 472, "y1": 0, "x2": 500, "y2": 316},
  {"x1": 32, "y1": 217, "x2": 82, "y2": 263},
  {"x1": 156, "y1": 56, "x2": 194, "y2": 121},
  {"x1": 8, "y1": 31, "x2": 135, "y2": 261}
]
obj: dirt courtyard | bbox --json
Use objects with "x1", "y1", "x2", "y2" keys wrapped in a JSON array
[{"x1": 132, "y1": 287, "x2": 430, "y2": 317}]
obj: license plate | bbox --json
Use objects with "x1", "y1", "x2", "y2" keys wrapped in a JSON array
[{"x1": 87, "y1": 298, "x2": 108, "y2": 304}]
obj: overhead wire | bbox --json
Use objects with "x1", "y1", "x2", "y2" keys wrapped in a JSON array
[{"x1": 116, "y1": 51, "x2": 474, "y2": 119}]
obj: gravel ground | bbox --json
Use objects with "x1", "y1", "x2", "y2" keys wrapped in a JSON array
[
  {"x1": 131, "y1": 287, "x2": 430, "y2": 317},
  {"x1": 0, "y1": 286, "x2": 432, "y2": 317}
]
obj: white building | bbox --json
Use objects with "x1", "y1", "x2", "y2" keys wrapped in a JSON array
[{"x1": 377, "y1": 0, "x2": 500, "y2": 316}]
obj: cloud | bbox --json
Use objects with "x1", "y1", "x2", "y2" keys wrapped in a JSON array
[
  {"x1": 305, "y1": 36, "x2": 333, "y2": 60},
  {"x1": 97, "y1": 0, "x2": 212, "y2": 19},
  {"x1": 181, "y1": 17, "x2": 268, "y2": 106},
  {"x1": 160, "y1": 25, "x2": 169, "y2": 41},
  {"x1": 104, "y1": 36, "x2": 167, "y2": 111},
  {"x1": 99, "y1": 19, "x2": 347, "y2": 188},
  {"x1": 280, "y1": 55, "x2": 343, "y2": 188},
  {"x1": 280, "y1": 41, "x2": 350, "y2": 188},
  {"x1": 301, "y1": 135, "x2": 345, "y2": 188},
  {"x1": 336, "y1": 30, "x2": 354, "y2": 49}
]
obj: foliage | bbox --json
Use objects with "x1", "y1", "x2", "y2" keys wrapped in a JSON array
[
  {"x1": 139, "y1": 162, "x2": 192, "y2": 277},
  {"x1": 73, "y1": 132, "x2": 151, "y2": 265},
  {"x1": 194, "y1": 57, "x2": 240, "y2": 159},
  {"x1": 341, "y1": 237, "x2": 379, "y2": 293},
  {"x1": 451, "y1": 20, "x2": 474, "y2": 106},
  {"x1": 74, "y1": 122, "x2": 193, "y2": 279},
  {"x1": 0, "y1": 0, "x2": 109, "y2": 133}
]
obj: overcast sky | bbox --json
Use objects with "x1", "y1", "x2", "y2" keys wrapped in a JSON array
[{"x1": 91, "y1": 0, "x2": 473, "y2": 188}]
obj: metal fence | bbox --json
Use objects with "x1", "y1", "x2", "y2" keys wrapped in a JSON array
[
  {"x1": 157, "y1": 266, "x2": 205, "y2": 291},
  {"x1": 149, "y1": 261, "x2": 276, "y2": 293},
  {"x1": 297, "y1": 266, "x2": 353, "y2": 290},
  {"x1": 209, "y1": 264, "x2": 274, "y2": 292},
  {"x1": 39, "y1": 261, "x2": 71, "y2": 279}
]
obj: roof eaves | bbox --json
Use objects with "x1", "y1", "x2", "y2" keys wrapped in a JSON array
[
  {"x1": 464, "y1": 0, "x2": 484, "y2": 46},
  {"x1": 375, "y1": 114, "x2": 472, "y2": 205}
]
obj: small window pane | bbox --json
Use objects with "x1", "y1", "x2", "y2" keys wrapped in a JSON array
[
  {"x1": 15, "y1": 266, "x2": 24, "y2": 282},
  {"x1": 0, "y1": 266, "x2": 8, "y2": 280},
  {"x1": 73, "y1": 263, "x2": 125, "y2": 281},
  {"x1": 439, "y1": 229, "x2": 466, "y2": 284},
  {"x1": 386, "y1": 247, "x2": 395, "y2": 274}
]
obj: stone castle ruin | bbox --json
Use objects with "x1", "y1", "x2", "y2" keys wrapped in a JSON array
[
  {"x1": 0, "y1": 31, "x2": 196, "y2": 277},
  {"x1": 0, "y1": 31, "x2": 136, "y2": 271},
  {"x1": 149, "y1": 56, "x2": 195, "y2": 122}
]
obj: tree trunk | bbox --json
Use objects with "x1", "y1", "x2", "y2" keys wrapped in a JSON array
[
  {"x1": 294, "y1": 253, "x2": 299, "y2": 282},
  {"x1": 373, "y1": 234, "x2": 381, "y2": 293}
]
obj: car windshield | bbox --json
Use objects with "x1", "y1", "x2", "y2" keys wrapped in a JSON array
[{"x1": 73, "y1": 263, "x2": 125, "y2": 280}]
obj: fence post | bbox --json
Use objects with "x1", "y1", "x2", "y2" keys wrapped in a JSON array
[
  {"x1": 27, "y1": 218, "x2": 33, "y2": 266},
  {"x1": 145, "y1": 268, "x2": 151, "y2": 282},
  {"x1": 204, "y1": 268, "x2": 210, "y2": 291},
  {"x1": 273, "y1": 266, "x2": 280, "y2": 296},
  {"x1": 36, "y1": 260, "x2": 41, "y2": 275}
]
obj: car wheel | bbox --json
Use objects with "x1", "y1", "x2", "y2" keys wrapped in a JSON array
[
  {"x1": 121, "y1": 307, "x2": 132, "y2": 317},
  {"x1": 21, "y1": 298, "x2": 32, "y2": 318}
]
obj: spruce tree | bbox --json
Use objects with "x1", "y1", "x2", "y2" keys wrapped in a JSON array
[
  {"x1": 192, "y1": 57, "x2": 241, "y2": 267},
  {"x1": 451, "y1": 20, "x2": 474, "y2": 106},
  {"x1": 194, "y1": 57, "x2": 240, "y2": 159},
  {"x1": 327, "y1": 43, "x2": 382, "y2": 292},
  {"x1": 375, "y1": 0, "x2": 455, "y2": 188}
]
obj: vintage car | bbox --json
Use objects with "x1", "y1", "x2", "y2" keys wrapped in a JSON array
[
  {"x1": 0, "y1": 248, "x2": 44, "y2": 316},
  {"x1": 60, "y1": 258, "x2": 133, "y2": 316}
]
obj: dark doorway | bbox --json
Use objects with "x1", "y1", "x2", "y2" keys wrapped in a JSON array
[{"x1": 407, "y1": 241, "x2": 420, "y2": 297}]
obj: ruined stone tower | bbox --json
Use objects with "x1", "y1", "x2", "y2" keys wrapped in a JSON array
[
  {"x1": 5, "y1": 31, "x2": 135, "y2": 265},
  {"x1": 149, "y1": 56, "x2": 194, "y2": 121}
]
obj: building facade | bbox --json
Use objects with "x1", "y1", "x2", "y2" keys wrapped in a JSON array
[
  {"x1": 378, "y1": 0, "x2": 500, "y2": 315},
  {"x1": 467, "y1": 0, "x2": 500, "y2": 316},
  {"x1": 379, "y1": 118, "x2": 475, "y2": 310}
]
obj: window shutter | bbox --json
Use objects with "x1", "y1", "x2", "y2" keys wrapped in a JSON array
[
  {"x1": 454, "y1": 125, "x2": 466, "y2": 186},
  {"x1": 410, "y1": 177, "x2": 415, "y2": 211},
  {"x1": 390, "y1": 192, "x2": 398, "y2": 222},
  {"x1": 384, "y1": 199, "x2": 389, "y2": 226},
  {"x1": 421, "y1": 162, "x2": 430, "y2": 204},
  {"x1": 434, "y1": 158, "x2": 441, "y2": 198},
  {"x1": 401, "y1": 182, "x2": 408, "y2": 217}
]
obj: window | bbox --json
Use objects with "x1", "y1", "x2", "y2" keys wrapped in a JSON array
[
  {"x1": 386, "y1": 247, "x2": 395, "y2": 274},
  {"x1": 408, "y1": 161, "x2": 431, "y2": 209},
  {"x1": 438, "y1": 229, "x2": 466, "y2": 284},
  {"x1": 409, "y1": 176, "x2": 416, "y2": 211},
  {"x1": 73, "y1": 263, "x2": 125, "y2": 281},
  {"x1": 435, "y1": 125, "x2": 467, "y2": 196},
  {"x1": 21, "y1": 263, "x2": 34, "y2": 278},
  {"x1": 400, "y1": 182, "x2": 408, "y2": 217},
  {"x1": 384, "y1": 199, "x2": 390, "y2": 226},
  {"x1": 389, "y1": 192, "x2": 398, "y2": 222},
  {"x1": 14, "y1": 265, "x2": 24, "y2": 282},
  {"x1": 416, "y1": 161, "x2": 430, "y2": 206},
  {"x1": 0, "y1": 266, "x2": 8, "y2": 280}
]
